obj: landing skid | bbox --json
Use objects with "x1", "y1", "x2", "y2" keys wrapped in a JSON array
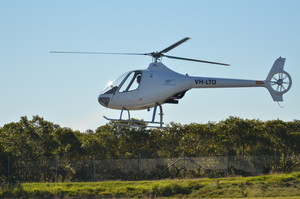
[{"x1": 103, "y1": 104, "x2": 164, "y2": 128}]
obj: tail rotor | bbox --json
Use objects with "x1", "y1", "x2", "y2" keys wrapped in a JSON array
[
  {"x1": 265, "y1": 57, "x2": 292, "y2": 102},
  {"x1": 270, "y1": 72, "x2": 292, "y2": 93}
]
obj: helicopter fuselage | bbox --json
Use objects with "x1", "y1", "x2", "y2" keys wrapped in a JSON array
[{"x1": 98, "y1": 61, "x2": 273, "y2": 111}]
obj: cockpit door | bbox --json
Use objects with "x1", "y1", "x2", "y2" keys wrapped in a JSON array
[
  {"x1": 118, "y1": 71, "x2": 141, "y2": 92},
  {"x1": 110, "y1": 71, "x2": 142, "y2": 108}
]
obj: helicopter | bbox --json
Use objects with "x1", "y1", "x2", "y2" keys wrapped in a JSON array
[{"x1": 51, "y1": 37, "x2": 292, "y2": 128}]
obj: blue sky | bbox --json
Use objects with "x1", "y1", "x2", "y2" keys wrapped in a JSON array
[{"x1": 1, "y1": 1, "x2": 299, "y2": 131}]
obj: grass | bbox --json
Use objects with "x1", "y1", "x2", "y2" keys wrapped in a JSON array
[{"x1": 1, "y1": 172, "x2": 300, "y2": 198}]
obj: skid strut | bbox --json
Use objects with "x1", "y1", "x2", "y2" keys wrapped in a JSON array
[
  {"x1": 103, "y1": 104, "x2": 164, "y2": 128},
  {"x1": 152, "y1": 104, "x2": 163, "y2": 126},
  {"x1": 119, "y1": 108, "x2": 130, "y2": 120}
]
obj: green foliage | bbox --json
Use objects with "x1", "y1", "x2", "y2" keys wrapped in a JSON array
[{"x1": 0, "y1": 115, "x2": 300, "y2": 183}]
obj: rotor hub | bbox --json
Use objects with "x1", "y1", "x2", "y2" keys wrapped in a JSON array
[{"x1": 270, "y1": 72, "x2": 292, "y2": 93}]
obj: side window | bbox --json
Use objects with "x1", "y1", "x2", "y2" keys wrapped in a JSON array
[
  {"x1": 119, "y1": 71, "x2": 142, "y2": 92},
  {"x1": 129, "y1": 73, "x2": 141, "y2": 91}
]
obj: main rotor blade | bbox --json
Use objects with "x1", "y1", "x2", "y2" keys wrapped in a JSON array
[
  {"x1": 164, "y1": 55, "x2": 230, "y2": 66},
  {"x1": 159, "y1": 37, "x2": 190, "y2": 54},
  {"x1": 50, "y1": 51, "x2": 146, "y2": 56}
]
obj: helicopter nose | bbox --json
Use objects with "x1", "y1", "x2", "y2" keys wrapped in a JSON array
[{"x1": 98, "y1": 95, "x2": 110, "y2": 107}]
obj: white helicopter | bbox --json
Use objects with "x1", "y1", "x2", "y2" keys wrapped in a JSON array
[{"x1": 51, "y1": 37, "x2": 292, "y2": 128}]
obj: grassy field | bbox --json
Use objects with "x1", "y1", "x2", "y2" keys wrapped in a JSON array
[{"x1": 1, "y1": 172, "x2": 300, "y2": 198}]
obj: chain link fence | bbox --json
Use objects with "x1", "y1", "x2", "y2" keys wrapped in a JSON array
[{"x1": 1, "y1": 155, "x2": 278, "y2": 183}]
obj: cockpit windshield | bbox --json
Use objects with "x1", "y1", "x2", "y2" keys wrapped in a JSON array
[
  {"x1": 101, "y1": 71, "x2": 142, "y2": 95},
  {"x1": 101, "y1": 72, "x2": 128, "y2": 95}
]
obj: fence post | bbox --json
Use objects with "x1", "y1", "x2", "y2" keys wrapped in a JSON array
[
  {"x1": 183, "y1": 154, "x2": 186, "y2": 178},
  {"x1": 274, "y1": 149, "x2": 277, "y2": 171},
  {"x1": 7, "y1": 155, "x2": 10, "y2": 185},
  {"x1": 226, "y1": 151, "x2": 229, "y2": 176},
  {"x1": 55, "y1": 160, "x2": 58, "y2": 182},
  {"x1": 138, "y1": 153, "x2": 141, "y2": 180},
  {"x1": 93, "y1": 155, "x2": 96, "y2": 182}
]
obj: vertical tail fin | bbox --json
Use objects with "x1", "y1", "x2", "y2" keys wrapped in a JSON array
[{"x1": 265, "y1": 57, "x2": 292, "y2": 102}]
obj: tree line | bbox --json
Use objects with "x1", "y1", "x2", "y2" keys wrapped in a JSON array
[{"x1": 0, "y1": 115, "x2": 299, "y2": 182}]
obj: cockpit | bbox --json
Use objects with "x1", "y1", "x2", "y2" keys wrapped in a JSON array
[{"x1": 101, "y1": 70, "x2": 142, "y2": 95}]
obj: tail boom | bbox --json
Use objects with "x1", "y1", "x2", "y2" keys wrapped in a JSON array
[
  {"x1": 190, "y1": 57, "x2": 291, "y2": 102},
  {"x1": 191, "y1": 77, "x2": 264, "y2": 89}
]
